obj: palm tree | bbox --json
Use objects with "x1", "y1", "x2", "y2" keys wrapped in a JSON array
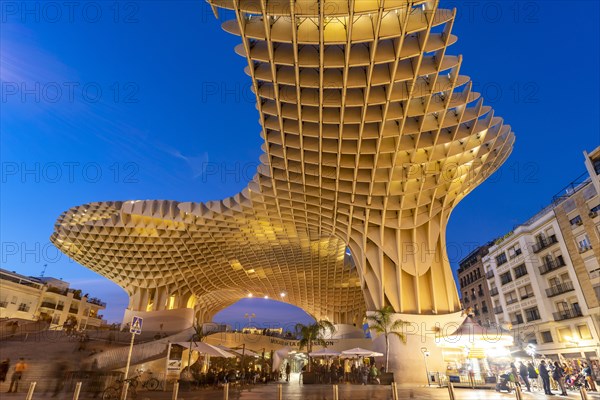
[
  {"x1": 295, "y1": 320, "x2": 336, "y2": 372},
  {"x1": 366, "y1": 306, "x2": 408, "y2": 371}
]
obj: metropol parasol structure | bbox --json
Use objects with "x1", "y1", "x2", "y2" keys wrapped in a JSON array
[{"x1": 52, "y1": 0, "x2": 514, "y2": 380}]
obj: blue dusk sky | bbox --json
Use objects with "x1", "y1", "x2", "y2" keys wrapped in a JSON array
[{"x1": 1, "y1": 1, "x2": 598, "y2": 326}]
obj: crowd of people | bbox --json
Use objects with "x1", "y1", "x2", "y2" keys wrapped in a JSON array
[
  {"x1": 504, "y1": 359, "x2": 597, "y2": 396},
  {"x1": 301, "y1": 360, "x2": 384, "y2": 385}
]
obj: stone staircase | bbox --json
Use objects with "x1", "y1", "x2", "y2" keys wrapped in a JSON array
[
  {"x1": 0, "y1": 334, "x2": 92, "y2": 393},
  {"x1": 0, "y1": 318, "x2": 49, "y2": 340},
  {"x1": 88, "y1": 328, "x2": 194, "y2": 370},
  {"x1": 0, "y1": 326, "x2": 195, "y2": 394}
]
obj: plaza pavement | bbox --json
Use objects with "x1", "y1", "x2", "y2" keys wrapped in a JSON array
[{"x1": 3, "y1": 383, "x2": 599, "y2": 400}]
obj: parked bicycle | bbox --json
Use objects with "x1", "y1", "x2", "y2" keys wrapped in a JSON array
[
  {"x1": 139, "y1": 371, "x2": 160, "y2": 391},
  {"x1": 102, "y1": 375, "x2": 139, "y2": 400}
]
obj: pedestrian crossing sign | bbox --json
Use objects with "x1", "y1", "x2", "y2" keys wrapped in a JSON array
[{"x1": 130, "y1": 316, "x2": 143, "y2": 334}]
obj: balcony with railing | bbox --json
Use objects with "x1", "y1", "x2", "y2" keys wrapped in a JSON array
[
  {"x1": 545, "y1": 282, "x2": 575, "y2": 297},
  {"x1": 532, "y1": 235, "x2": 559, "y2": 253},
  {"x1": 526, "y1": 314, "x2": 541, "y2": 322},
  {"x1": 493, "y1": 306, "x2": 503, "y2": 314},
  {"x1": 579, "y1": 245, "x2": 593, "y2": 254},
  {"x1": 490, "y1": 287, "x2": 499, "y2": 296},
  {"x1": 509, "y1": 249, "x2": 523, "y2": 259},
  {"x1": 486, "y1": 270, "x2": 495, "y2": 279},
  {"x1": 539, "y1": 257, "x2": 566, "y2": 275},
  {"x1": 520, "y1": 292, "x2": 534, "y2": 300},
  {"x1": 40, "y1": 301, "x2": 56, "y2": 309},
  {"x1": 511, "y1": 319, "x2": 524, "y2": 326},
  {"x1": 87, "y1": 297, "x2": 107, "y2": 308},
  {"x1": 18, "y1": 304, "x2": 30, "y2": 312},
  {"x1": 506, "y1": 298, "x2": 519, "y2": 305},
  {"x1": 514, "y1": 271, "x2": 528, "y2": 280},
  {"x1": 40, "y1": 301, "x2": 65, "y2": 310},
  {"x1": 553, "y1": 308, "x2": 583, "y2": 321}
]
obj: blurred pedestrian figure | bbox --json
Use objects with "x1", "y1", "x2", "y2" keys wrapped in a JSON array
[
  {"x1": 539, "y1": 360, "x2": 553, "y2": 395},
  {"x1": 369, "y1": 364, "x2": 380, "y2": 384},
  {"x1": 107, "y1": 331, "x2": 115, "y2": 345},
  {"x1": 518, "y1": 361, "x2": 530, "y2": 391},
  {"x1": 583, "y1": 362, "x2": 597, "y2": 391},
  {"x1": 360, "y1": 365, "x2": 368, "y2": 385},
  {"x1": 553, "y1": 361, "x2": 567, "y2": 396},
  {"x1": 7, "y1": 358, "x2": 27, "y2": 393},
  {"x1": 509, "y1": 362, "x2": 521, "y2": 388},
  {"x1": 285, "y1": 362, "x2": 291, "y2": 382},
  {"x1": 0, "y1": 358, "x2": 10, "y2": 382},
  {"x1": 50, "y1": 360, "x2": 68, "y2": 397},
  {"x1": 10, "y1": 321, "x2": 19, "y2": 337},
  {"x1": 77, "y1": 332, "x2": 88, "y2": 352}
]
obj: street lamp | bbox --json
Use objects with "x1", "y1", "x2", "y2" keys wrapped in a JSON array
[
  {"x1": 525, "y1": 343, "x2": 536, "y2": 364},
  {"x1": 244, "y1": 313, "x2": 256, "y2": 326},
  {"x1": 421, "y1": 347, "x2": 431, "y2": 386}
]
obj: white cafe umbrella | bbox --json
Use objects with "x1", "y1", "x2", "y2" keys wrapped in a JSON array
[
  {"x1": 309, "y1": 348, "x2": 341, "y2": 357},
  {"x1": 175, "y1": 341, "x2": 236, "y2": 358},
  {"x1": 273, "y1": 348, "x2": 291, "y2": 372},
  {"x1": 341, "y1": 347, "x2": 383, "y2": 358},
  {"x1": 222, "y1": 346, "x2": 261, "y2": 358}
]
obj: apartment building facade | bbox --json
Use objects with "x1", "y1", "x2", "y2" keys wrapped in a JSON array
[
  {"x1": 482, "y1": 147, "x2": 600, "y2": 363},
  {"x1": 457, "y1": 243, "x2": 494, "y2": 326},
  {"x1": 0, "y1": 268, "x2": 106, "y2": 329}
]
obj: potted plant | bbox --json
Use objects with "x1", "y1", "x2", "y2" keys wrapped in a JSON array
[
  {"x1": 366, "y1": 306, "x2": 408, "y2": 384},
  {"x1": 295, "y1": 320, "x2": 336, "y2": 384}
]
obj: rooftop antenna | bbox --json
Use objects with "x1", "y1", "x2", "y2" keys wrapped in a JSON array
[{"x1": 40, "y1": 264, "x2": 48, "y2": 278}]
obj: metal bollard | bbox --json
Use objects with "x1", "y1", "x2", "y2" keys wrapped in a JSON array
[
  {"x1": 25, "y1": 382, "x2": 36, "y2": 400},
  {"x1": 73, "y1": 382, "x2": 82, "y2": 400},
  {"x1": 580, "y1": 386, "x2": 589, "y2": 400},
  {"x1": 447, "y1": 382, "x2": 455, "y2": 400},
  {"x1": 514, "y1": 385, "x2": 523, "y2": 400},
  {"x1": 277, "y1": 384, "x2": 282, "y2": 400},
  {"x1": 223, "y1": 382, "x2": 229, "y2": 400},
  {"x1": 332, "y1": 384, "x2": 338, "y2": 400},
  {"x1": 391, "y1": 382, "x2": 398, "y2": 400},
  {"x1": 172, "y1": 381, "x2": 179, "y2": 400},
  {"x1": 121, "y1": 381, "x2": 130, "y2": 400}
]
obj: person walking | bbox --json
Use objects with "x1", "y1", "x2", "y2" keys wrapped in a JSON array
[
  {"x1": 50, "y1": 360, "x2": 68, "y2": 397},
  {"x1": 285, "y1": 362, "x2": 291, "y2": 382},
  {"x1": 361, "y1": 365, "x2": 369, "y2": 385},
  {"x1": 7, "y1": 358, "x2": 27, "y2": 393},
  {"x1": 509, "y1": 362, "x2": 521, "y2": 389},
  {"x1": 0, "y1": 359, "x2": 10, "y2": 382},
  {"x1": 519, "y1": 361, "x2": 531, "y2": 391},
  {"x1": 539, "y1": 360, "x2": 553, "y2": 395},
  {"x1": 527, "y1": 361, "x2": 538, "y2": 390},
  {"x1": 553, "y1": 361, "x2": 568, "y2": 396},
  {"x1": 583, "y1": 362, "x2": 597, "y2": 391},
  {"x1": 369, "y1": 364, "x2": 380, "y2": 384}
]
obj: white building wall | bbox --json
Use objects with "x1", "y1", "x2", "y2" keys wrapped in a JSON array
[{"x1": 482, "y1": 184, "x2": 600, "y2": 360}]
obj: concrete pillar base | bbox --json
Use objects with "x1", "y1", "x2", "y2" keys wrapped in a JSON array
[{"x1": 369, "y1": 311, "x2": 466, "y2": 385}]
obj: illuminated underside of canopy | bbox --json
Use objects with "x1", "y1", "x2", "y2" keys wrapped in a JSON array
[{"x1": 51, "y1": 0, "x2": 514, "y2": 324}]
